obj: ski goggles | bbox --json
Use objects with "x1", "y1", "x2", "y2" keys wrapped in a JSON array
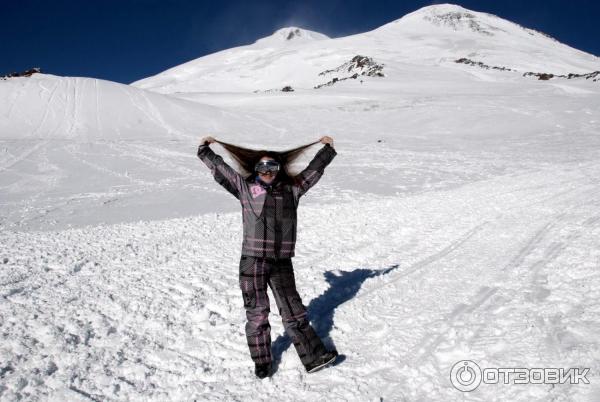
[{"x1": 255, "y1": 160, "x2": 280, "y2": 174}]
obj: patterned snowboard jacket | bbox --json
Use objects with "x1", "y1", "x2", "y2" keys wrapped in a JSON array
[{"x1": 197, "y1": 143, "x2": 337, "y2": 259}]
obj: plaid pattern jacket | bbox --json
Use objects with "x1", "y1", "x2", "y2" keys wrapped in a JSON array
[{"x1": 197, "y1": 143, "x2": 337, "y2": 258}]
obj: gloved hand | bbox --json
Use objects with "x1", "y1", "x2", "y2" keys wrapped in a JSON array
[
  {"x1": 319, "y1": 136, "x2": 334, "y2": 147},
  {"x1": 200, "y1": 136, "x2": 216, "y2": 146}
]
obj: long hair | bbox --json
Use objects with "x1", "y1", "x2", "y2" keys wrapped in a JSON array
[{"x1": 214, "y1": 139, "x2": 320, "y2": 185}]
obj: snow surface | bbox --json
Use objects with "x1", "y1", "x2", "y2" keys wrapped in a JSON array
[{"x1": 1, "y1": 3, "x2": 600, "y2": 401}]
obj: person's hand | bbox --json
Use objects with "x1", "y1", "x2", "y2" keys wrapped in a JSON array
[
  {"x1": 320, "y1": 136, "x2": 334, "y2": 146},
  {"x1": 201, "y1": 136, "x2": 216, "y2": 145}
]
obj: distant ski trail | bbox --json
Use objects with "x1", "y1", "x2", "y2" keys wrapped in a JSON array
[
  {"x1": 30, "y1": 80, "x2": 60, "y2": 138},
  {"x1": 355, "y1": 221, "x2": 489, "y2": 299},
  {"x1": 0, "y1": 140, "x2": 49, "y2": 172},
  {"x1": 94, "y1": 79, "x2": 102, "y2": 134}
]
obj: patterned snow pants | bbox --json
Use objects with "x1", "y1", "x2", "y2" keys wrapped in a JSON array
[{"x1": 238, "y1": 255, "x2": 326, "y2": 366}]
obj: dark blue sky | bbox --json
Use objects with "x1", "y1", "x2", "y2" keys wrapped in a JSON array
[{"x1": 2, "y1": 0, "x2": 598, "y2": 84}]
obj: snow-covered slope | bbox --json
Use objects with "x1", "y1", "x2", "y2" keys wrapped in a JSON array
[
  {"x1": 371, "y1": 3, "x2": 600, "y2": 73},
  {"x1": 1, "y1": 3, "x2": 600, "y2": 401},
  {"x1": 131, "y1": 26, "x2": 338, "y2": 93},
  {"x1": 0, "y1": 74, "x2": 222, "y2": 141},
  {"x1": 132, "y1": 4, "x2": 600, "y2": 93}
]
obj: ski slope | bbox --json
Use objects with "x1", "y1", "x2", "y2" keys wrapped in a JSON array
[{"x1": 1, "y1": 3, "x2": 600, "y2": 401}]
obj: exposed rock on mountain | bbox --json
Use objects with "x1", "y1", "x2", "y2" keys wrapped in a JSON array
[
  {"x1": 522, "y1": 70, "x2": 600, "y2": 81},
  {"x1": 319, "y1": 55, "x2": 384, "y2": 77},
  {"x1": 456, "y1": 57, "x2": 599, "y2": 82},
  {"x1": 253, "y1": 85, "x2": 295, "y2": 93},
  {"x1": 1, "y1": 67, "x2": 41, "y2": 80},
  {"x1": 315, "y1": 56, "x2": 384, "y2": 89},
  {"x1": 253, "y1": 26, "x2": 330, "y2": 46},
  {"x1": 455, "y1": 58, "x2": 514, "y2": 71}
]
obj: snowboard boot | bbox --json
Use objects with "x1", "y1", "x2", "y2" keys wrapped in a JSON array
[
  {"x1": 255, "y1": 362, "x2": 272, "y2": 379},
  {"x1": 304, "y1": 350, "x2": 338, "y2": 373}
]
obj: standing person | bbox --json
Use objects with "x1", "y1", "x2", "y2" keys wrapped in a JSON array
[{"x1": 197, "y1": 135, "x2": 338, "y2": 379}]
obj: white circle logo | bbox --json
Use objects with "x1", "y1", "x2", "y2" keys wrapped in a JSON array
[{"x1": 450, "y1": 360, "x2": 482, "y2": 392}]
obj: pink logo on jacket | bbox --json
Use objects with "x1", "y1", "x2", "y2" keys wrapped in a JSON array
[{"x1": 250, "y1": 184, "x2": 267, "y2": 198}]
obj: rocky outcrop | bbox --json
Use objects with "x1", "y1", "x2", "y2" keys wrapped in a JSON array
[
  {"x1": 286, "y1": 29, "x2": 302, "y2": 40},
  {"x1": 566, "y1": 71, "x2": 600, "y2": 80},
  {"x1": 319, "y1": 55, "x2": 384, "y2": 77},
  {"x1": 315, "y1": 55, "x2": 384, "y2": 89},
  {"x1": 455, "y1": 58, "x2": 599, "y2": 82},
  {"x1": 253, "y1": 85, "x2": 295, "y2": 93},
  {"x1": 522, "y1": 72, "x2": 555, "y2": 80},
  {"x1": 522, "y1": 71, "x2": 600, "y2": 81},
  {"x1": 1, "y1": 67, "x2": 41, "y2": 80},
  {"x1": 455, "y1": 58, "x2": 513, "y2": 71}
]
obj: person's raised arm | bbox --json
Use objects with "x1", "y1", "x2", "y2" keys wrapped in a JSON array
[
  {"x1": 197, "y1": 136, "x2": 243, "y2": 199},
  {"x1": 294, "y1": 136, "x2": 337, "y2": 198}
]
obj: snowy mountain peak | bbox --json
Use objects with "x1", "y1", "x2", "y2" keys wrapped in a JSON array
[
  {"x1": 416, "y1": 3, "x2": 472, "y2": 14},
  {"x1": 254, "y1": 26, "x2": 329, "y2": 46},
  {"x1": 393, "y1": 3, "x2": 506, "y2": 36}
]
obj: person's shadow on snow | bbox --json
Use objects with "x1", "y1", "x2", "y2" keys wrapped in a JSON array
[{"x1": 271, "y1": 263, "x2": 399, "y2": 372}]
